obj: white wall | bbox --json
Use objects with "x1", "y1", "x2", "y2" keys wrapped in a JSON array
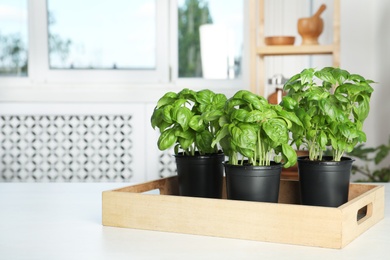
[
  {"x1": 340, "y1": 0, "x2": 390, "y2": 179},
  {"x1": 341, "y1": 0, "x2": 387, "y2": 145},
  {"x1": 375, "y1": 0, "x2": 390, "y2": 148},
  {"x1": 342, "y1": 1, "x2": 390, "y2": 146}
]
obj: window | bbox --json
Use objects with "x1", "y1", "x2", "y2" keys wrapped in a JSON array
[
  {"x1": 0, "y1": 0, "x2": 248, "y2": 99},
  {"x1": 47, "y1": 0, "x2": 156, "y2": 70},
  {"x1": 177, "y1": 0, "x2": 243, "y2": 80},
  {"x1": 0, "y1": 0, "x2": 28, "y2": 77},
  {"x1": 32, "y1": 0, "x2": 168, "y2": 83}
]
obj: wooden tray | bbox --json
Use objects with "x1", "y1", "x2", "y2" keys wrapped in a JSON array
[{"x1": 102, "y1": 176, "x2": 384, "y2": 249}]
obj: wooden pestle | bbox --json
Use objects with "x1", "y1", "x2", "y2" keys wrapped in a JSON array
[{"x1": 312, "y1": 4, "x2": 327, "y2": 19}]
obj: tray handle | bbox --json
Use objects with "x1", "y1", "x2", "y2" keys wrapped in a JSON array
[
  {"x1": 341, "y1": 185, "x2": 384, "y2": 229},
  {"x1": 114, "y1": 176, "x2": 179, "y2": 195},
  {"x1": 356, "y1": 202, "x2": 373, "y2": 225}
]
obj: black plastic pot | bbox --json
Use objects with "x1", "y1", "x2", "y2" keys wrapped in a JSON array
[
  {"x1": 298, "y1": 156, "x2": 354, "y2": 207},
  {"x1": 174, "y1": 152, "x2": 224, "y2": 198},
  {"x1": 223, "y1": 161, "x2": 282, "y2": 202}
]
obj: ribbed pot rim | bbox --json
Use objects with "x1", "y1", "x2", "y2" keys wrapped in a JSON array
[
  {"x1": 223, "y1": 160, "x2": 282, "y2": 170},
  {"x1": 297, "y1": 156, "x2": 354, "y2": 166},
  {"x1": 174, "y1": 151, "x2": 224, "y2": 160}
]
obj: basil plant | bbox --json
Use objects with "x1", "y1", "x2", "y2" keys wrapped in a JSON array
[
  {"x1": 212, "y1": 90, "x2": 302, "y2": 168},
  {"x1": 281, "y1": 67, "x2": 374, "y2": 161},
  {"x1": 151, "y1": 88, "x2": 227, "y2": 156}
]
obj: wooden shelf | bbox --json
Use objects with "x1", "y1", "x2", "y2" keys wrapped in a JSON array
[
  {"x1": 257, "y1": 45, "x2": 335, "y2": 56},
  {"x1": 250, "y1": 0, "x2": 340, "y2": 96}
]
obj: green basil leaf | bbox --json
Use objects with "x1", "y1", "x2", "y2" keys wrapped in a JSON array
[
  {"x1": 196, "y1": 89, "x2": 214, "y2": 106},
  {"x1": 280, "y1": 96, "x2": 297, "y2": 110},
  {"x1": 307, "y1": 129, "x2": 316, "y2": 140},
  {"x1": 157, "y1": 128, "x2": 177, "y2": 150},
  {"x1": 353, "y1": 95, "x2": 370, "y2": 121},
  {"x1": 357, "y1": 130, "x2": 367, "y2": 143},
  {"x1": 151, "y1": 108, "x2": 163, "y2": 129},
  {"x1": 201, "y1": 110, "x2": 223, "y2": 122},
  {"x1": 329, "y1": 133, "x2": 337, "y2": 150},
  {"x1": 232, "y1": 90, "x2": 248, "y2": 99},
  {"x1": 237, "y1": 147, "x2": 254, "y2": 159},
  {"x1": 162, "y1": 105, "x2": 173, "y2": 124},
  {"x1": 174, "y1": 107, "x2": 192, "y2": 131},
  {"x1": 245, "y1": 110, "x2": 263, "y2": 122},
  {"x1": 178, "y1": 136, "x2": 193, "y2": 150},
  {"x1": 276, "y1": 109, "x2": 303, "y2": 127},
  {"x1": 196, "y1": 131, "x2": 214, "y2": 153},
  {"x1": 229, "y1": 123, "x2": 257, "y2": 150},
  {"x1": 231, "y1": 109, "x2": 249, "y2": 122},
  {"x1": 212, "y1": 124, "x2": 229, "y2": 148},
  {"x1": 263, "y1": 119, "x2": 288, "y2": 144},
  {"x1": 283, "y1": 73, "x2": 302, "y2": 92},
  {"x1": 339, "y1": 123, "x2": 359, "y2": 139},
  {"x1": 156, "y1": 92, "x2": 177, "y2": 108},
  {"x1": 333, "y1": 68, "x2": 349, "y2": 85},
  {"x1": 319, "y1": 98, "x2": 345, "y2": 122},
  {"x1": 225, "y1": 98, "x2": 245, "y2": 110},
  {"x1": 212, "y1": 93, "x2": 227, "y2": 109},
  {"x1": 242, "y1": 91, "x2": 264, "y2": 110},
  {"x1": 307, "y1": 87, "x2": 329, "y2": 101},
  {"x1": 189, "y1": 115, "x2": 205, "y2": 132},
  {"x1": 175, "y1": 127, "x2": 194, "y2": 140},
  {"x1": 334, "y1": 93, "x2": 349, "y2": 103},
  {"x1": 337, "y1": 139, "x2": 347, "y2": 152},
  {"x1": 315, "y1": 68, "x2": 337, "y2": 85},
  {"x1": 300, "y1": 68, "x2": 315, "y2": 85},
  {"x1": 281, "y1": 143, "x2": 297, "y2": 168},
  {"x1": 218, "y1": 115, "x2": 229, "y2": 127},
  {"x1": 319, "y1": 131, "x2": 328, "y2": 148},
  {"x1": 178, "y1": 88, "x2": 196, "y2": 101}
]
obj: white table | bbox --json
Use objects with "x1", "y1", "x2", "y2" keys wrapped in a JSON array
[{"x1": 0, "y1": 182, "x2": 388, "y2": 260}]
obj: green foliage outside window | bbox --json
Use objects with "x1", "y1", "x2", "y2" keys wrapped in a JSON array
[
  {"x1": 0, "y1": 32, "x2": 27, "y2": 76},
  {"x1": 178, "y1": 0, "x2": 212, "y2": 78}
]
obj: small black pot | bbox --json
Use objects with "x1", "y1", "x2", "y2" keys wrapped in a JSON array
[
  {"x1": 298, "y1": 156, "x2": 354, "y2": 207},
  {"x1": 175, "y1": 152, "x2": 224, "y2": 198},
  {"x1": 224, "y1": 161, "x2": 281, "y2": 202}
]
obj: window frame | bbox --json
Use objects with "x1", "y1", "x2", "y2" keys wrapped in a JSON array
[
  {"x1": 0, "y1": 0, "x2": 249, "y2": 102},
  {"x1": 28, "y1": 0, "x2": 170, "y2": 84},
  {"x1": 170, "y1": 0, "x2": 249, "y2": 89}
]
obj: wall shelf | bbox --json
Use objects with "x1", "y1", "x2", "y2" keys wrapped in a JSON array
[
  {"x1": 257, "y1": 44, "x2": 335, "y2": 56},
  {"x1": 250, "y1": 0, "x2": 340, "y2": 96}
]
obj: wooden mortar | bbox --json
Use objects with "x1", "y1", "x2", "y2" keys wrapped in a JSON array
[{"x1": 297, "y1": 4, "x2": 326, "y2": 45}]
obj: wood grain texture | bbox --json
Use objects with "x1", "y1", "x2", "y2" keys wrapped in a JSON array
[{"x1": 102, "y1": 177, "x2": 384, "y2": 249}]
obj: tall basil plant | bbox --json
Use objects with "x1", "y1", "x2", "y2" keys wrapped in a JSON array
[
  {"x1": 212, "y1": 90, "x2": 302, "y2": 167},
  {"x1": 281, "y1": 67, "x2": 374, "y2": 161},
  {"x1": 151, "y1": 88, "x2": 227, "y2": 155}
]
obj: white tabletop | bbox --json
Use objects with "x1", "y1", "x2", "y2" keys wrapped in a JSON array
[{"x1": 0, "y1": 182, "x2": 388, "y2": 260}]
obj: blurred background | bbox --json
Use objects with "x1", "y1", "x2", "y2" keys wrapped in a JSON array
[{"x1": 0, "y1": 0, "x2": 389, "y2": 182}]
